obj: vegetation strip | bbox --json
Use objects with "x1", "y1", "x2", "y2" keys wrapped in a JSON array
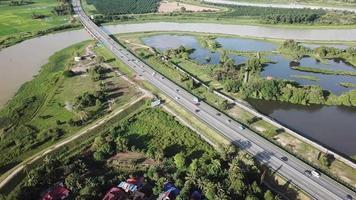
[{"x1": 292, "y1": 66, "x2": 356, "y2": 76}]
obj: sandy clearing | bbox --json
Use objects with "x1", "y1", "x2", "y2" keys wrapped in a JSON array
[{"x1": 158, "y1": 1, "x2": 219, "y2": 13}]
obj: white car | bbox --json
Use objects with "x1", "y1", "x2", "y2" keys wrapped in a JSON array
[
  {"x1": 175, "y1": 96, "x2": 180, "y2": 100},
  {"x1": 311, "y1": 170, "x2": 321, "y2": 178}
]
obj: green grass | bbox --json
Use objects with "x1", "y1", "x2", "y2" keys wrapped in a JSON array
[
  {"x1": 0, "y1": 0, "x2": 70, "y2": 37},
  {"x1": 0, "y1": 41, "x2": 139, "y2": 174},
  {"x1": 290, "y1": 74, "x2": 320, "y2": 81},
  {"x1": 292, "y1": 66, "x2": 356, "y2": 76},
  {"x1": 340, "y1": 82, "x2": 356, "y2": 88}
]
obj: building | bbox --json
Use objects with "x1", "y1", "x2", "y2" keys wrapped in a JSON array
[
  {"x1": 41, "y1": 183, "x2": 70, "y2": 200},
  {"x1": 157, "y1": 182, "x2": 180, "y2": 200},
  {"x1": 103, "y1": 176, "x2": 146, "y2": 200},
  {"x1": 102, "y1": 187, "x2": 128, "y2": 200}
]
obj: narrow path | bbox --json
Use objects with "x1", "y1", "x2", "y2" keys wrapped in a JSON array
[{"x1": 0, "y1": 95, "x2": 146, "y2": 190}]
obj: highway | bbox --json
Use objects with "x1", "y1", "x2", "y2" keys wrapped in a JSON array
[{"x1": 72, "y1": 0, "x2": 356, "y2": 199}]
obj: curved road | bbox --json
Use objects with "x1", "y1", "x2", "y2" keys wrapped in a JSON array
[{"x1": 72, "y1": 0, "x2": 356, "y2": 199}]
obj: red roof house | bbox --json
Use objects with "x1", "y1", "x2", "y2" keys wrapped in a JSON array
[{"x1": 42, "y1": 184, "x2": 70, "y2": 200}]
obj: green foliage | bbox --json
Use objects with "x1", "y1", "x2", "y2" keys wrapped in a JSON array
[
  {"x1": 86, "y1": 0, "x2": 160, "y2": 15},
  {"x1": 319, "y1": 153, "x2": 335, "y2": 168},
  {"x1": 213, "y1": 4, "x2": 356, "y2": 25},
  {"x1": 165, "y1": 45, "x2": 194, "y2": 59},
  {"x1": 173, "y1": 153, "x2": 186, "y2": 169}
]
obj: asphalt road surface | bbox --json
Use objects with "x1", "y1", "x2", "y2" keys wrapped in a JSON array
[{"x1": 72, "y1": 0, "x2": 356, "y2": 199}]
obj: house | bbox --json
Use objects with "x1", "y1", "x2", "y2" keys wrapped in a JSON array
[
  {"x1": 157, "y1": 182, "x2": 180, "y2": 200},
  {"x1": 102, "y1": 187, "x2": 128, "y2": 200},
  {"x1": 103, "y1": 176, "x2": 146, "y2": 200},
  {"x1": 41, "y1": 183, "x2": 70, "y2": 200},
  {"x1": 118, "y1": 176, "x2": 145, "y2": 193}
]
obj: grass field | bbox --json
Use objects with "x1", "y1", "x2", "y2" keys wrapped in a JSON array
[
  {"x1": 0, "y1": 0, "x2": 70, "y2": 37},
  {"x1": 0, "y1": 41, "x2": 140, "y2": 174}
]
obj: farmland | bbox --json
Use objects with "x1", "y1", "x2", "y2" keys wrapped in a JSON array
[{"x1": 86, "y1": 0, "x2": 161, "y2": 15}]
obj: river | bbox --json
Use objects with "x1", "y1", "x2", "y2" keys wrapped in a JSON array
[{"x1": 0, "y1": 22, "x2": 355, "y2": 155}]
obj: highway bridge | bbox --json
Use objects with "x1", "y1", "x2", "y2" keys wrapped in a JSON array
[{"x1": 72, "y1": 1, "x2": 356, "y2": 199}]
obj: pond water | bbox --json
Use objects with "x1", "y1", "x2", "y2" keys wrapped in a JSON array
[
  {"x1": 216, "y1": 37, "x2": 277, "y2": 52},
  {"x1": 261, "y1": 55, "x2": 356, "y2": 95},
  {"x1": 143, "y1": 34, "x2": 356, "y2": 156},
  {"x1": 249, "y1": 99, "x2": 356, "y2": 156}
]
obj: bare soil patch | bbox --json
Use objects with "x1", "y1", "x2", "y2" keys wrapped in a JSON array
[{"x1": 158, "y1": 1, "x2": 219, "y2": 13}]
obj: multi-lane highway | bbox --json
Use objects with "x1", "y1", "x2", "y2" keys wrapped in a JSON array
[{"x1": 72, "y1": 1, "x2": 356, "y2": 199}]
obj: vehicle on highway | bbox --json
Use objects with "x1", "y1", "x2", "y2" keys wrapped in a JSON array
[
  {"x1": 152, "y1": 72, "x2": 156, "y2": 76},
  {"x1": 195, "y1": 109, "x2": 200, "y2": 112},
  {"x1": 193, "y1": 97, "x2": 200, "y2": 105},
  {"x1": 216, "y1": 112, "x2": 221, "y2": 116},
  {"x1": 239, "y1": 125, "x2": 245, "y2": 130},
  {"x1": 176, "y1": 89, "x2": 179, "y2": 92},
  {"x1": 281, "y1": 156, "x2": 288, "y2": 162},
  {"x1": 175, "y1": 96, "x2": 180, "y2": 100},
  {"x1": 304, "y1": 170, "x2": 312, "y2": 176},
  {"x1": 312, "y1": 170, "x2": 321, "y2": 178},
  {"x1": 345, "y1": 194, "x2": 353, "y2": 200}
]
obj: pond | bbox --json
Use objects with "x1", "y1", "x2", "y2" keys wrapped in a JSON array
[
  {"x1": 261, "y1": 55, "x2": 356, "y2": 95},
  {"x1": 143, "y1": 34, "x2": 356, "y2": 156}
]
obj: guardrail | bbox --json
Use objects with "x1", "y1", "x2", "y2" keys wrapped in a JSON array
[{"x1": 165, "y1": 57, "x2": 356, "y2": 169}]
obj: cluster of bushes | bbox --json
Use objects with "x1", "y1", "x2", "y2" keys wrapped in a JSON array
[
  {"x1": 90, "y1": 65, "x2": 109, "y2": 81},
  {"x1": 75, "y1": 91, "x2": 107, "y2": 109},
  {"x1": 212, "y1": 3, "x2": 356, "y2": 25},
  {"x1": 262, "y1": 13, "x2": 322, "y2": 24},
  {"x1": 87, "y1": 0, "x2": 160, "y2": 15},
  {"x1": 52, "y1": 0, "x2": 72, "y2": 16},
  {"x1": 8, "y1": 108, "x2": 279, "y2": 200},
  {"x1": 164, "y1": 45, "x2": 194, "y2": 59},
  {"x1": 8, "y1": 0, "x2": 33, "y2": 6},
  {"x1": 279, "y1": 40, "x2": 356, "y2": 66}
]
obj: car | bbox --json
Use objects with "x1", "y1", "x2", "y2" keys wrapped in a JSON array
[
  {"x1": 239, "y1": 125, "x2": 245, "y2": 130},
  {"x1": 228, "y1": 119, "x2": 232, "y2": 123},
  {"x1": 161, "y1": 76, "x2": 165, "y2": 79},
  {"x1": 304, "y1": 170, "x2": 312, "y2": 176},
  {"x1": 152, "y1": 72, "x2": 156, "y2": 76},
  {"x1": 175, "y1": 96, "x2": 180, "y2": 100},
  {"x1": 176, "y1": 89, "x2": 179, "y2": 92},
  {"x1": 281, "y1": 156, "x2": 288, "y2": 162},
  {"x1": 195, "y1": 109, "x2": 200, "y2": 112},
  {"x1": 311, "y1": 170, "x2": 321, "y2": 178},
  {"x1": 216, "y1": 113, "x2": 221, "y2": 116},
  {"x1": 345, "y1": 195, "x2": 353, "y2": 200}
]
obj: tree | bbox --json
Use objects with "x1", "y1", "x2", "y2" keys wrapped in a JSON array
[
  {"x1": 264, "y1": 190, "x2": 274, "y2": 200},
  {"x1": 65, "y1": 173, "x2": 82, "y2": 192},
  {"x1": 116, "y1": 136, "x2": 129, "y2": 152},
  {"x1": 92, "y1": 136, "x2": 105, "y2": 151},
  {"x1": 245, "y1": 194, "x2": 259, "y2": 200},
  {"x1": 223, "y1": 79, "x2": 241, "y2": 93},
  {"x1": 95, "y1": 56, "x2": 105, "y2": 63},
  {"x1": 174, "y1": 153, "x2": 186, "y2": 169}
]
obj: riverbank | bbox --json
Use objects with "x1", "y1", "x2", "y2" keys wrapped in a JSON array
[
  {"x1": 115, "y1": 31, "x2": 356, "y2": 189},
  {"x1": 0, "y1": 41, "x2": 141, "y2": 175}
]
